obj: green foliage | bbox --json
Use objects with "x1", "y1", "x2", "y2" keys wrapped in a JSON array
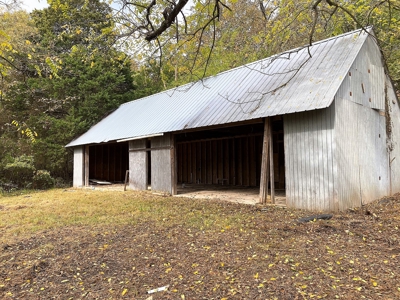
[
  {"x1": 31, "y1": 0, "x2": 114, "y2": 53},
  {"x1": 32, "y1": 170, "x2": 55, "y2": 189},
  {"x1": 3, "y1": 155, "x2": 35, "y2": 188},
  {"x1": 151, "y1": 0, "x2": 400, "y2": 92},
  {"x1": 0, "y1": 155, "x2": 56, "y2": 190},
  {"x1": 0, "y1": 0, "x2": 139, "y2": 182}
]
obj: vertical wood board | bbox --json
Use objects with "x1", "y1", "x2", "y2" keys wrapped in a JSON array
[
  {"x1": 129, "y1": 139, "x2": 148, "y2": 190},
  {"x1": 151, "y1": 134, "x2": 175, "y2": 194}
]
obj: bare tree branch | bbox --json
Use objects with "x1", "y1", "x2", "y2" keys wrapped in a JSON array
[{"x1": 145, "y1": 0, "x2": 189, "y2": 41}]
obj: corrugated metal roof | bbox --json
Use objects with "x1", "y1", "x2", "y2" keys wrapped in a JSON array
[{"x1": 66, "y1": 28, "x2": 371, "y2": 147}]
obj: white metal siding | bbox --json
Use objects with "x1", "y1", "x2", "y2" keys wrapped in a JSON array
[
  {"x1": 73, "y1": 146, "x2": 84, "y2": 187},
  {"x1": 334, "y1": 98, "x2": 362, "y2": 209},
  {"x1": 284, "y1": 104, "x2": 336, "y2": 211},
  {"x1": 386, "y1": 76, "x2": 400, "y2": 194},
  {"x1": 334, "y1": 38, "x2": 390, "y2": 209},
  {"x1": 334, "y1": 97, "x2": 389, "y2": 209},
  {"x1": 342, "y1": 36, "x2": 385, "y2": 110}
]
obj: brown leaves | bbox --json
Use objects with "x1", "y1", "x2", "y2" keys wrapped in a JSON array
[{"x1": 1, "y1": 194, "x2": 400, "y2": 298}]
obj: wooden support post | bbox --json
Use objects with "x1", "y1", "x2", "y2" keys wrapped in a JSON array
[
  {"x1": 269, "y1": 124, "x2": 275, "y2": 204},
  {"x1": 124, "y1": 170, "x2": 129, "y2": 191},
  {"x1": 259, "y1": 118, "x2": 271, "y2": 204},
  {"x1": 84, "y1": 145, "x2": 89, "y2": 187},
  {"x1": 171, "y1": 134, "x2": 177, "y2": 195}
]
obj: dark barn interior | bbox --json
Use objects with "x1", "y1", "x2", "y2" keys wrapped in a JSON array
[
  {"x1": 176, "y1": 117, "x2": 285, "y2": 189},
  {"x1": 89, "y1": 142, "x2": 129, "y2": 183}
]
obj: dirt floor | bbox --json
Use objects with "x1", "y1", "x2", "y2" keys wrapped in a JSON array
[
  {"x1": 1, "y1": 192, "x2": 400, "y2": 299},
  {"x1": 89, "y1": 183, "x2": 286, "y2": 206},
  {"x1": 176, "y1": 184, "x2": 286, "y2": 206}
]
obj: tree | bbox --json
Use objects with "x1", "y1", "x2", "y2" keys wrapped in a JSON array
[
  {"x1": 114, "y1": 0, "x2": 400, "y2": 90},
  {"x1": 0, "y1": 0, "x2": 25, "y2": 77},
  {"x1": 1, "y1": 0, "x2": 136, "y2": 180}
]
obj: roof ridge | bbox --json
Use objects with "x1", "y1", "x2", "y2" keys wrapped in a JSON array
[{"x1": 121, "y1": 27, "x2": 371, "y2": 107}]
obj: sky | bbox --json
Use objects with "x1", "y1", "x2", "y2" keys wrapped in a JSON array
[
  {"x1": 19, "y1": 0, "x2": 191, "y2": 13},
  {"x1": 20, "y1": 0, "x2": 49, "y2": 12}
]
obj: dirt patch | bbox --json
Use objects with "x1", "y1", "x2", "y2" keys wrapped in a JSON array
[{"x1": 176, "y1": 184, "x2": 286, "y2": 205}]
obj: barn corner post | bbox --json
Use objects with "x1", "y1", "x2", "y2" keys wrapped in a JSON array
[
  {"x1": 260, "y1": 117, "x2": 274, "y2": 204},
  {"x1": 84, "y1": 145, "x2": 89, "y2": 187},
  {"x1": 73, "y1": 146, "x2": 84, "y2": 187}
]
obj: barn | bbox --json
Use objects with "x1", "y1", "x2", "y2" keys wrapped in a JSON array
[{"x1": 66, "y1": 27, "x2": 400, "y2": 211}]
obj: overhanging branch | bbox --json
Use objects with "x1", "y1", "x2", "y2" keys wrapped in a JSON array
[{"x1": 145, "y1": 0, "x2": 189, "y2": 41}]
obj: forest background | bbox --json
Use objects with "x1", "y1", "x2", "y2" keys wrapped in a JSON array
[{"x1": 0, "y1": 0, "x2": 399, "y2": 189}]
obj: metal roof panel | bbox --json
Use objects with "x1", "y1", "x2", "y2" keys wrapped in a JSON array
[{"x1": 66, "y1": 28, "x2": 371, "y2": 147}]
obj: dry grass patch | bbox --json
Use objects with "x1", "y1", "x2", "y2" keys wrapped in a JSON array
[{"x1": 0, "y1": 188, "x2": 251, "y2": 242}]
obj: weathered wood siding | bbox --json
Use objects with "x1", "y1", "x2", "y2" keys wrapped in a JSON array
[
  {"x1": 151, "y1": 134, "x2": 176, "y2": 194},
  {"x1": 334, "y1": 35, "x2": 390, "y2": 209},
  {"x1": 284, "y1": 105, "x2": 336, "y2": 211},
  {"x1": 386, "y1": 75, "x2": 400, "y2": 194},
  {"x1": 176, "y1": 136, "x2": 263, "y2": 186},
  {"x1": 129, "y1": 139, "x2": 148, "y2": 190},
  {"x1": 88, "y1": 143, "x2": 129, "y2": 182},
  {"x1": 73, "y1": 146, "x2": 84, "y2": 187}
]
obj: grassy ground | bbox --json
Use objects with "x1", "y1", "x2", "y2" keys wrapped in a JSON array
[{"x1": 0, "y1": 188, "x2": 399, "y2": 299}]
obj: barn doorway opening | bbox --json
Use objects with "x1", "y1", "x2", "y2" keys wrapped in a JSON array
[
  {"x1": 88, "y1": 142, "x2": 129, "y2": 184},
  {"x1": 175, "y1": 119, "x2": 285, "y2": 204},
  {"x1": 271, "y1": 116, "x2": 285, "y2": 201}
]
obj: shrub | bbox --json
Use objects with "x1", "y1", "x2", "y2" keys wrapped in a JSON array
[
  {"x1": 32, "y1": 170, "x2": 55, "y2": 190},
  {"x1": 3, "y1": 155, "x2": 35, "y2": 188}
]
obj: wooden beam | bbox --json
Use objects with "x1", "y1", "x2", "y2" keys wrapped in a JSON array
[
  {"x1": 231, "y1": 139, "x2": 236, "y2": 185},
  {"x1": 170, "y1": 134, "x2": 177, "y2": 195},
  {"x1": 176, "y1": 132, "x2": 263, "y2": 145},
  {"x1": 129, "y1": 146, "x2": 172, "y2": 152},
  {"x1": 173, "y1": 118, "x2": 264, "y2": 134},
  {"x1": 124, "y1": 170, "x2": 129, "y2": 191},
  {"x1": 181, "y1": 143, "x2": 186, "y2": 183},
  {"x1": 259, "y1": 118, "x2": 271, "y2": 204},
  {"x1": 269, "y1": 124, "x2": 275, "y2": 204}
]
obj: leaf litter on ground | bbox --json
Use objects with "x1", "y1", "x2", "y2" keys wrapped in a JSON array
[{"x1": 0, "y1": 189, "x2": 399, "y2": 299}]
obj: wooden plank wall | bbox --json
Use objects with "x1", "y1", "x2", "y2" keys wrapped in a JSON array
[
  {"x1": 177, "y1": 135, "x2": 263, "y2": 186},
  {"x1": 129, "y1": 139, "x2": 148, "y2": 190},
  {"x1": 151, "y1": 134, "x2": 176, "y2": 194},
  {"x1": 89, "y1": 142, "x2": 129, "y2": 182}
]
